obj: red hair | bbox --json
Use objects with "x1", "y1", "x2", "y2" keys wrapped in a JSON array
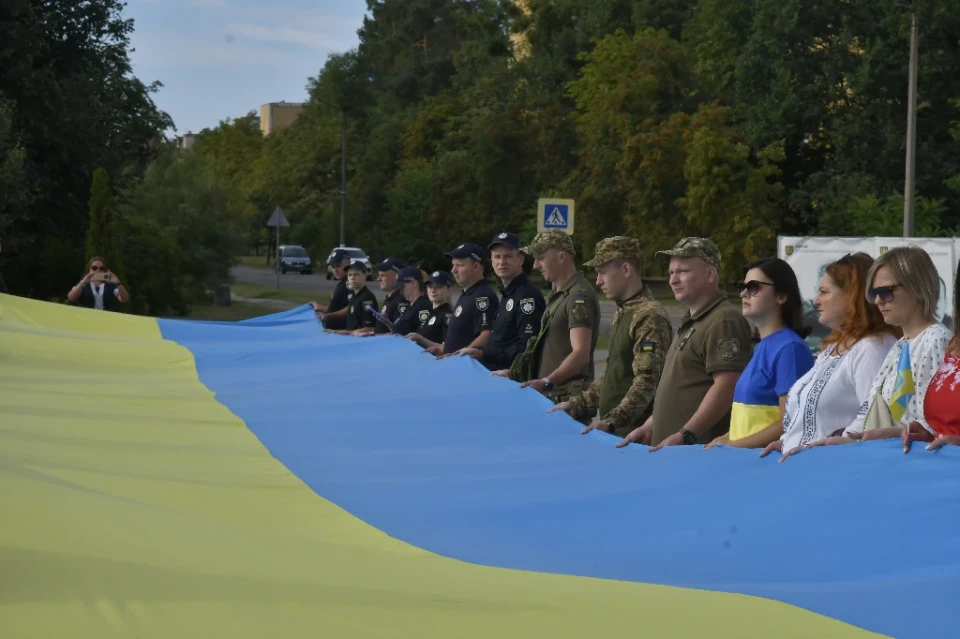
[{"x1": 820, "y1": 252, "x2": 901, "y2": 352}]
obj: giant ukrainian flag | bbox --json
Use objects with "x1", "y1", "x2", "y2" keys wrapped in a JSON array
[{"x1": 1, "y1": 293, "x2": 956, "y2": 638}]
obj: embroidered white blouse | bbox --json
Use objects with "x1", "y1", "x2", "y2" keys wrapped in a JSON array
[
  {"x1": 844, "y1": 323, "x2": 953, "y2": 436},
  {"x1": 781, "y1": 334, "x2": 897, "y2": 451}
]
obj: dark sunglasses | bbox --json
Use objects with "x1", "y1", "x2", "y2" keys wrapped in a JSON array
[
  {"x1": 90, "y1": 265, "x2": 105, "y2": 272},
  {"x1": 735, "y1": 280, "x2": 775, "y2": 297},
  {"x1": 868, "y1": 284, "x2": 902, "y2": 303}
]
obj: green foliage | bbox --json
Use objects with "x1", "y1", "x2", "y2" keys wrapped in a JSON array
[
  {"x1": 85, "y1": 168, "x2": 124, "y2": 283},
  {"x1": 0, "y1": 0, "x2": 171, "y2": 298},
  {"x1": 117, "y1": 147, "x2": 243, "y2": 316}
]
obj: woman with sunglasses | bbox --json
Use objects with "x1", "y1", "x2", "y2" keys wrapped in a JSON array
[
  {"x1": 705, "y1": 258, "x2": 814, "y2": 449},
  {"x1": 783, "y1": 247, "x2": 951, "y2": 454},
  {"x1": 905, "y1": 258, "x2": 960, "y2": 452},
  {"x1": 768, "y1": 253, "x2": 900, "y2": 460},
  {"x1": 66, "y1": 256, "x2": 130, "y2": 311}
]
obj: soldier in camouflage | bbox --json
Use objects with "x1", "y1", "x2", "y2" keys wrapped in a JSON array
[
  {"x1": 549, "y1": 237, "x2": 674, "y2": 437},
  {"x1": 495, "y1": 230, "x2": 600, "y2": 408}
]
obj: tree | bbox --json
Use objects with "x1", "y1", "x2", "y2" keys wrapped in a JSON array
[
  {"x1": 85, "y1": 168, "x2": 123, "y2": 279},
  {"x1": 0, "y1": 0, "x2": 171, "y2": 300}
]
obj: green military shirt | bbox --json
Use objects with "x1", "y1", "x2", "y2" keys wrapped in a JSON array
[
  {"x1": 568, "y1": 286, "x2": 673, "y2": 437},
  {"x1": 651, "y1": 292, "x2": 753, "y2": 446},
  {"x1": 509, "y1": 271, "x2": 600, "y2": 400}
]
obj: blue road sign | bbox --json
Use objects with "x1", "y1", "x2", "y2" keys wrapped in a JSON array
[{"x1": 537, "y1": 198, "x2": 575, "y2": 234}]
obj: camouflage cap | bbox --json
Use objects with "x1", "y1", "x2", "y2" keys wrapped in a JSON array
[
  {"x1": 583, "y1": 236, "x2": 642, "y2": 268},
  {"x1": 655, "y1": 237, "x2": 721, "y2": 269},
  {"x1": 520, "y1": 230, "x2": 576, "y2": 257}
]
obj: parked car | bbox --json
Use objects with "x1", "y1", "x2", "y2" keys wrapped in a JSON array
[
  {"x1": 278, "y1": 245, "x2": 312, "y2": 274},
  {"x1": 326, "y1": 246, "x2": 373, "y2": 280}
]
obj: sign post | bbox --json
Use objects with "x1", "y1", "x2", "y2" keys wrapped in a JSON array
[
  {"x1": 537, "y1": 198, "x2": 575, "y2": 235},
  {"x1": 266, "y1": 207, "x2": 290, "y2": 289}
]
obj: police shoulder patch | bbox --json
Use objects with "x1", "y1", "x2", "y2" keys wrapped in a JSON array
[
  {"x1": 476, "y1": 297, "x2": 489, "y2": 311},
  {"x1": 718, "y1": 338, "x2": 740, "y2": 361},
  {"x1": 520, "y1": 298, "x2": 535, "y2": 315},
  {"x1": 445, "y1": 315, "x2": 451, "y2": 325},
  {"x1": 398, "y1": 303, "x2": 409, "y2": 315},
  {"x1": 419, "y1": 310, "x2": 430, "y2": 322}
]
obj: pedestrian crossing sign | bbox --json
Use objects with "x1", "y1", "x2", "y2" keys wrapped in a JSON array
[{"x1": 537, "y1": 198, "x2": 575, "y2": 235}]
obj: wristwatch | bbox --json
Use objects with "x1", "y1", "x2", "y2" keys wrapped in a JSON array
[
  {"x1": 541, "y1": 377, "x2": 554, "y2": 391},
  {"x1": 680, "y1": 429, "x2": 698, "y2": 445}
]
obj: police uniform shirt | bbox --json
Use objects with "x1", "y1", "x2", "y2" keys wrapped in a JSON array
[
  {"x1": 374, "y1": 289, "x2": 406, "y2": 335},
  {"x1": 416, "y1": 303, "x2": 452, "y2": 344},
  {"x1": 328, "y1": 278, "x2": 351, "y2": 313},
  {"x1": 481, "y1": 273, "x2": 546, "y2": 371},
  {"x1": 442, "y1": 280, "x2": 498, "y2": 354},
  {"x1": 392, "y1": 295, "x2": 432, "y2": 336},
  {"x1": 345, "y1": 287, "x2": 378, "y2": 331}
]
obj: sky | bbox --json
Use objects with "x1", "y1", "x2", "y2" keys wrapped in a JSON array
[{"x1": 125, "y1": 0, "x2": 366, "y2": 134}]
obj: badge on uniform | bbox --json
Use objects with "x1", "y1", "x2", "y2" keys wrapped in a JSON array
[
  {"x1": 506, "y1": 299, "x2": 514, "y2": 312},
  {"x1": 381, "y1": 304, "x2": 387, "y2": 313},
  {"x1": 428, "y1": 316, "x2": 437, "y2": 325},
  {"x1": 419, "y1": 310, "x2": 430, "y2": 322},
  {"x1": 347, "y1": 293, "x2": 354, "y2": 301},
  {"x1": 640, "y1": 342, "x2": 656, "y2": 352},
  {"x1": 520, "y1": 298, "x2": 535, "y2": 315},
  {"x1": 718, "y1": 338, "x2": 740, "y2": 361},
  {"x1": 363, "y1": 301, "x2": 373, "y2": 309},
  {"x1": 571, "y1": 295, "x2": 588, "y2": 322},
  {"x1": 476, "y1": 297, "x2": 489, "y2": 311},
  {"x1": 399, "y1": 304, "x2": 408, "y2": 315},
  {"x1": 454, "y1": 306, "x2": 463, "y2": 317}
]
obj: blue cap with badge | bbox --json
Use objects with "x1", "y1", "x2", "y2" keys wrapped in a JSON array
[
  {"x1": 374, "y1": 257, "x2": 405, "y2": 273},
  {"x1": 388, "y1": 266, "x2": 424, "y2": 292},
  {"x1": 343, "y1": 260, "x2": 369, "y2": 273},
  {"x1": 445, "y1": 243, "x2": 484, "y2": 263},
  {"x1": 426, "y1": 270, "x2": 454, "y2": 287},
  {"x1": 488, "y1": 232, "x2": 521, "y2": 250},
  {"x1": 327, "y1": 249, "x2": 350, "y2": 266}
]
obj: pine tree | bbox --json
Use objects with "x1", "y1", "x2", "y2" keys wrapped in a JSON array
[{"x1": 85, "y1": 167, "x2": 123, "y2": 280}]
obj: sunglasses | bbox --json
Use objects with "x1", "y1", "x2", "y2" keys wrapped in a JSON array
[
  {"x1": 735, "y1": 280, "x2": 775, "y2": 297},
  {"x1": 868, "y1": 284, "x2": 902, "y2": 303},
  {"x1": 90, "y1": 265, "x2": 105, "y2": 272}
]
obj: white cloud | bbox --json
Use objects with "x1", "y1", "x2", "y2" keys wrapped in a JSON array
[{"x1": 226, "y1": 22, "x2": 347, "y2": 50}]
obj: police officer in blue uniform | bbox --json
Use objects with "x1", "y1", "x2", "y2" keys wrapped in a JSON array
[
  {"x1": 326, "y1": 261, "x2": 378, "y2": 335},
  {"x1": 312, "y1": 249, "x2": 352, "y2": 330},
  {"x1": 373, "y1": 257, "x2": 406, "y2": 335},
  {"x1": 388, "y1": 266, "x2": 433, "y2": 336},
  {"x1": 408, "y1": 270, "x2": 455, "y2": 350},
  {"x1": 454, "y1": 232, "x2": 546, "y2": 371},
  {"x1": 438, "y1": 242, "x2": 498, "y2": 356}
]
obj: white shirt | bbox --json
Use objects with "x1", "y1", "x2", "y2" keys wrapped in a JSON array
[
  {"x1": 87, "y1": 282, "x2": 120, "y2": 310},
  {"x1": 845, "y1": 322, "x2": 953, "y2": 435},
  {"x1": 781, "y1": 334, "x2": 896, "y2": 451}
]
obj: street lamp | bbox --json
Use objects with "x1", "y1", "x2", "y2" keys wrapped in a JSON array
[{"x1": 903, "y1": 0, "x2": 919, "y2": 238}]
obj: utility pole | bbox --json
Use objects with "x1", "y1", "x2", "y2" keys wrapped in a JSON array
[
  {"x1": 903, "y1": 0, "x2": 919, "y2": 238},
  {"x1": 340, "y1": 111, "x2": 347, "y2": 247}
]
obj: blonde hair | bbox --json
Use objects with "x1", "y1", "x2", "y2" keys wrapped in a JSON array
[{"x1": 865, "y1": 246, "x2": 939, "y2": 319}]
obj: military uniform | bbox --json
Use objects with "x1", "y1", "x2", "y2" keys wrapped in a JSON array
[
  {"x1": 509, "y1": 231, "x2": 600, "y2": 403},
  {"x1": 482, "y1": 232, "x2": 546, "y2": 371},
  {"x1": 650, "y1": 238, "x2": 753, "y2": 446},
  {"x1": 567, "y1": 237, "x2": 674, "y2": 438}
]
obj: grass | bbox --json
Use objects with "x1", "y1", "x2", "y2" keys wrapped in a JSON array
[
  {"x1": 236, "y1": 255, "x2": 274, "y2": 269},
  {"x1": 231, "y1": 282, "x2": 329, "y2": 306}
]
